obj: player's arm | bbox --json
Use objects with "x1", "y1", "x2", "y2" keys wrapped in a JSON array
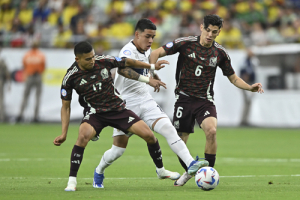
[
  {"x1": 228, "y1": 73, "x2": 264, "y2": 93},
  {"x1": 124, "y1": 57, "x2": 169, "y2": 70},
  {"x1": 118, "y1": 65, "x2": 167, "y2": 91},
  {"x1": 53, "y1": 100, "x2": 71, "y2": 146},
  {"x1": 149, "y1": 47, "x2": 167, "y2": 64}
]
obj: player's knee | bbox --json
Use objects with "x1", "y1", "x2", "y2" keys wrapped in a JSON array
[
  {"x1": 77, "y1": 133, "x2": 90, "y2": 145},
  {"x1": 205, "y1": 127, "x2": 217, "y2": 141},
  {"x1": 143, "y1": 131, "x2": 156, "y2": 144}
]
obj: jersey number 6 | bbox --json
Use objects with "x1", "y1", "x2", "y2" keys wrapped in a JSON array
[{"x1": 195, "y1": 65, "x2": 203, "y2": 76}]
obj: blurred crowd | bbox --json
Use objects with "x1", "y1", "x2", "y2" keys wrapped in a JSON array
[{"x1": 0, "y1": 0, "x2": 300, "y2": 51}]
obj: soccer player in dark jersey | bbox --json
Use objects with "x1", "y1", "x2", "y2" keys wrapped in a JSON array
[
  {"x1": 150, "y1": 14, "x2": 264, "y2": 186},
  {"x1": 53, "y1": 41, "x2": 169, "y2": 191}
]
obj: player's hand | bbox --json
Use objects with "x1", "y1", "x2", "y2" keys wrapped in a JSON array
[
  {"x1": 153, "y1": 73, "x2": 161, "y2": 81},
  {"x1": 250, "y1": 83, "x2": 264, "y2": 93},
  {"x1": 148, "y1": 78, "x2": 167, "y2": 92},
  {"x1": 53, "y1": 135, "x2": 66, "y2": 146},
  {"x1": 155, "y1": 60, "x2": 169, "y2": 70}
]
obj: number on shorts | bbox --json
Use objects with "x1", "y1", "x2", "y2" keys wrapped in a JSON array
[
  {"x1": 195, "y1": 65, "x2": 203, "y2": 76},
  {"x1": 176, "y1": 107, "x2": 183, "y2": 118}
]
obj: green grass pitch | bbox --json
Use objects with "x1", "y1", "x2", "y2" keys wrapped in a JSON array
[{"x1": 0, "y1": 124, "x2": 299, "y2": 200}]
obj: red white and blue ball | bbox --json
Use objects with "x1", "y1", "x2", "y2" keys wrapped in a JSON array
[{"x1": 195, "y1": 167, "x2": 220, "y2": 190}]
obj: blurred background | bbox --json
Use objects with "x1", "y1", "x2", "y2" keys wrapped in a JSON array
[{"x1": 0, "y1": 0, "x2": 299, "y2": 128}]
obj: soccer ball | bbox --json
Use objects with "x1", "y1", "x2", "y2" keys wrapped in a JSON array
[{"x1": 195, "y1": 167, "x2": 220, "y2": 191}]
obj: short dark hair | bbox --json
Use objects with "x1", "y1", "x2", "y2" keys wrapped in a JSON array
[
  {"x1": 203, "y1": 14, "x2": 223, "y2": 29},
  {"x1": 74, "y1": 41, "x2": 93, "y2": 56},
  {"x1": 135, "y1": 18, "x2": 156, "y2": 32}
]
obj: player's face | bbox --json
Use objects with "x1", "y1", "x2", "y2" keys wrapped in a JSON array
[
  {"x1": 200, "y1": 24, "x2": 221, "y2": 47},
  {"x1": 75, "y1": 50, "x2": 95, "y2": 71},
  {"x1": 135, "y1": 29, "x2": 156, "y2": 52}
]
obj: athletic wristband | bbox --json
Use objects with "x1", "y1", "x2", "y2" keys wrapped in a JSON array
[
  {"x1": 138, "y1": 75, "x2": 150, "y2": 83},
  {"x1": 150, "y1": 64, "x2": 155, "y2": 70}
]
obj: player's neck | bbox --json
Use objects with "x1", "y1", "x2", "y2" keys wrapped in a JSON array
[
  {"x1": 199, "y1": 38, "x2": 213, "y2": 48},
  {"x1": 132, "y1": 40, "x2": 145, "y2": 54}
]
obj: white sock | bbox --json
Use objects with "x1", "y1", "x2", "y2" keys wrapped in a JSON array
[
  {"x1": 68, "y1": 176, "x2": 77, "y2": 184},
  {"x1": 96, "y1": 145, "x2": 126, "y2": 174},
  {"x1": 153, "y1": 118, "x2": 194, "y2": 167}
]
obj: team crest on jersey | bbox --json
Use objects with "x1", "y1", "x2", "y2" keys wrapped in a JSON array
[
  {"x1": 61, "y1": 89, "x2": 67, "y2": 97},
  {"x1": 173, "y1": 120, "x2": 180, "y2": 129},
  {"x1": 166, "y1": 42, "x2": 173, "y2": 48},
  {"x1": 123, "y1": 50, "x2": 131, "y2": 56},
  {"x1": 101, "y1": 68, "x2": 109, "y2": 79},
  {"x1": 209, "y1": 57, "x2": 217, "y2": 67}
]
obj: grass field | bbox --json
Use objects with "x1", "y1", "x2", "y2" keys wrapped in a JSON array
[{"x1": 0, "y1": 123, "x2": 299, "y2": 200}]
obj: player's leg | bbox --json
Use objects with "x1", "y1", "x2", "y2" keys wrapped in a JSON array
[
  {"x1": 94, "y1": 132, "x2": 128, "y2": 188},
  {"x1": 65, "y1": 122, "x2": 97, "y2": 191},
  {"x1": 200, "y1": 117, "x2": 217, "y2": 167},
  {"x1": 142, "y1": 100, "x2": 195, "y2": 169},
  {"x1": 173, "y1": 94, "x2": 209, "y2": 186},
  {"x1": 128, "y1": 120, "x2": 180, "y2": 180},
  {"x1": 176, "y1": 132, "x2": 190, "y2": 172}
]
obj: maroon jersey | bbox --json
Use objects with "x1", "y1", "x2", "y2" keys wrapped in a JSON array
[
  {"x1": 162, "y1": 36, "x2": 235, "y2": 101},
  {"x1": 61, "y1": 55, "x2": 126, "y2": 113}
]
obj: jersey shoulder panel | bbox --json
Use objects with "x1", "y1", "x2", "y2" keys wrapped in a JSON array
[
  {"x1": 174, "y1": 35, "x2": 198, "y2": 44},
  {"x1": 214, "y1": 42, "x2": 231, "y2": 60},
  {"x1": 119, "y1": 41, "x2": 136, "y2": 59}
]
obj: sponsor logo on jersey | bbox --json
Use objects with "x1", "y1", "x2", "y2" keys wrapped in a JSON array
[
  {"x1": 204, "y1": 111, "x2": 210, "y2": 116},
  {"x1": 166, "y1": 42, "x2": 173, "y2": 48},
  {"x1": 115, "y1": 56, "x2": 122, "y2": 61},
  {"x1": 209, "y1": 57, "x2": 217, "y2": 67},
  {"x1": 188, "y1": 52, "x2": 196, "y2": 58},
  {"x1": 128, "y1": 117, "x2": 135, "y2": 123},
  {"x1": 80, "y1": 79, "x2": 87, "y2": 85},
  {"x1": 101, "y1": 68, "x2": 109, "y2": 79},
  {"x1": 61, "y1": 89, "x2": 67, "y2": 96},
  {"x1": 123, "y1": 50, "x2": 131, "y2": 56}
]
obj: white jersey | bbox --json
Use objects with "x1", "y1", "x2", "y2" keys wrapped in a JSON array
[{"x1": 114, "y1": 40, "x2": 153, "y2": 105}]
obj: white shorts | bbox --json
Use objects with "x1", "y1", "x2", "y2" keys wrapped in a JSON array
[{"x1": 112, "y1": 99, "x2": 168, "y2": 137}]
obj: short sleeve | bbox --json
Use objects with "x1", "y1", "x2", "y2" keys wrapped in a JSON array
[
  {"x1": 61, "y1": 73, "x2": 73, "y2": 101},
  {"x1": 219, "y1": 51, "x2": 235, "y2": 76},
  {"x1": 119, "y1": 48, "x2": 135, "y2": 59}
]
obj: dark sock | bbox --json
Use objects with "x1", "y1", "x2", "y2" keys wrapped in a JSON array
[
  {"x1": 147, "y1": 140, "x2": 163, "y2": 168},
  {"x1": 178, "y1": 156, "x2": 188, "y2": 172},
  {"x1": 205, "y1": 153, "x2": 216, "y2": 167},
  {"x1": 69, "y1": 145, "x2": 85, "y2": 177}
]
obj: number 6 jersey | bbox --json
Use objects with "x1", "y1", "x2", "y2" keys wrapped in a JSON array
[{"x1": 162, "y1": 36, "x2": 235, "y2": 102}]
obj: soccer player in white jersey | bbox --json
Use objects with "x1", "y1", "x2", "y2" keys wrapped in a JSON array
[{"x1": 93, "y1": 19, "x2": 209, "y2": 188}]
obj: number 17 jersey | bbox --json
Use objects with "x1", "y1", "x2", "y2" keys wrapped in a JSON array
[{"x1": 162, "y1": 36, "x2": 235, "y2": 102}]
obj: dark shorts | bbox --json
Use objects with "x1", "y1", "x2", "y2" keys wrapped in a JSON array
[
  {"x1": 172, "y1": 93, "x2": 217, "y2": 133},
  {"x1": 81, "y1": 108, "x2": 141, "y2": 137}
]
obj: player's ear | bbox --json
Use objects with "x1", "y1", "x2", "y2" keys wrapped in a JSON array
[
  {"x1": 135, "y1": 31, "x2": 139, "y2": 38},
  {"x1": 200, "y1": 24, "x2": 204, "y2": 32}
]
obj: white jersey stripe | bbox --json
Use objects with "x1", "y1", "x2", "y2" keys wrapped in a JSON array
[
  {"x1": 175, "y1": 36, "x2": 197, "y2": 43},
  {"x1": 214, "y1": 43, "x2": 230, "y2": 60},
  {"x1": 63, "y1": 66, "x2": 78, "y2": 86}
]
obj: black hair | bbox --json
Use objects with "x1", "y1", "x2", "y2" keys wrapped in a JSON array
[
  {"x1": 135, "y1": 18, "x2": 156, "y2": 32},
  {"x1": 203, "y1": 14, "x2": 223, "y2": 29},
  {"x1": 74, "y1": 41, "x2": 93, "y2": 56}
]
